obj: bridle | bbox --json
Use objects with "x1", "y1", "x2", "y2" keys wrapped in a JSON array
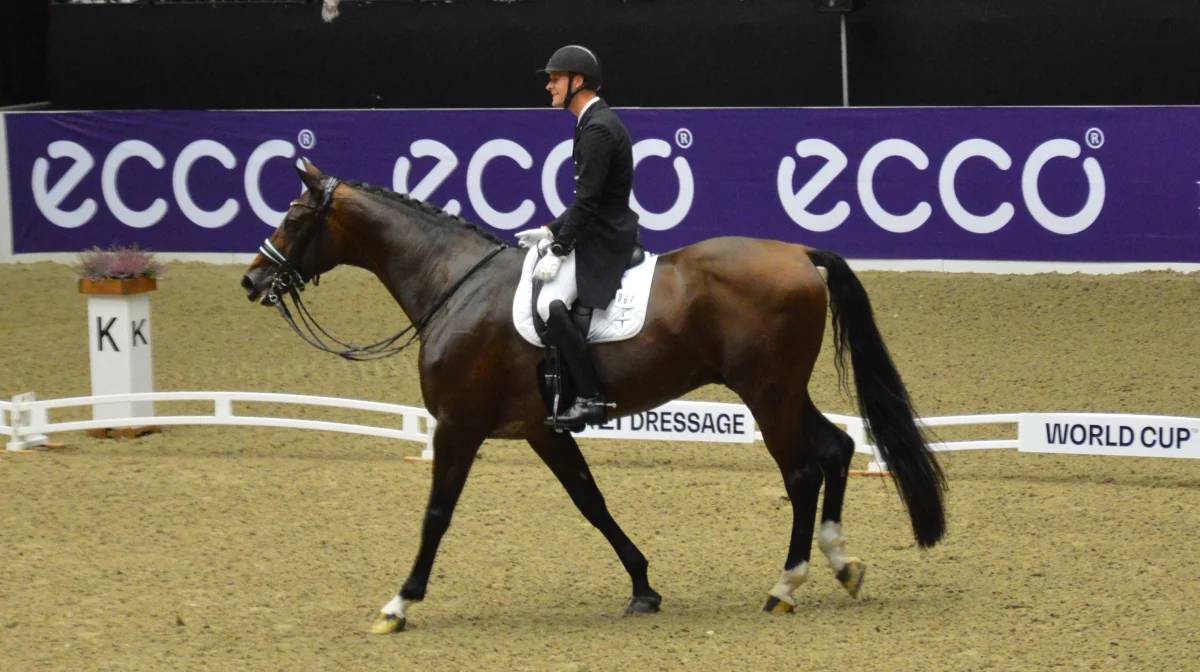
[
  {"x1": 257, "y1": 176, "x2": 508, "y2": 361},
  {"x1": 259, "y1": 177, "x2": 340, "y2": 298}
]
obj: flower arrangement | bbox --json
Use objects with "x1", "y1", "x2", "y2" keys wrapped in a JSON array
[
  {"x1": 75, "y1": 244, "x2": 166, "y2": 296},
  {"x1": 74, "y1": 244, "x2": 166, "y2": 281}
]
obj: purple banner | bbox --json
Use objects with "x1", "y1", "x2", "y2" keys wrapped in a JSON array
[{"x1": 5, "y1": 107, "x2": 1200, "y2": 261}]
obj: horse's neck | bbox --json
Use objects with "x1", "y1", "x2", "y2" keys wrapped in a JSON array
[{"x1": 361, "y1": 203, "x2": 495, "y2": 326}]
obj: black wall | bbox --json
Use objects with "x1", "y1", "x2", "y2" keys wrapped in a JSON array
[
  {"x1": 2, "y1": 0, "x2": 49, "y2": 106},
  {"x1": 848, "y1": 0, "x2": 1200, "y2": 106},
  {"x1": 46, "y1": 1, "x2": 843, "y2": 110},
  {"x1": 41, "y1": 0, "x2": 1200, "y2": 111}
]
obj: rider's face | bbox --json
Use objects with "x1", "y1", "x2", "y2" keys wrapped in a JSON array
[{"x1": 545, "y1": 72, "x2": 576, "y2": 108}]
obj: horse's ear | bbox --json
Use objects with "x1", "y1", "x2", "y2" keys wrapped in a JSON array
[
  {"x1": 300, "y1": 156, "x2": 324, "y2": 176},
  {"x1": 296, "y1": 158, "x2": 325, "y2": 194}
]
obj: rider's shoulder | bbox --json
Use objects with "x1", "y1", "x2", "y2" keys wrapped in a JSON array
[
  {"x1": 580, "y1": 116, "x2": 619, "y2": 143},
  {"x1": 586, "y1": 107, "x2": 626, "y2": 134}
]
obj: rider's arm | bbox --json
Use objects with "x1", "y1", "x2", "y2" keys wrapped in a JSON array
[{"x1": 548, "y1": 123, "x2": 615, "y2": 255}]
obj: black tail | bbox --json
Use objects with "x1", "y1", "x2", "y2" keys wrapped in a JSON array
[{"x1": 806, "y1": 248, "x2": 946, "y2": 548}]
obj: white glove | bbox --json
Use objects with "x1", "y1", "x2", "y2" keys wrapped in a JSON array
[
  {"x1": 533, "y1": 253, "x2": 563, "y2": 281},
  {"x1": 515, "y1": 226, "x2": 552, "y2": 249}
]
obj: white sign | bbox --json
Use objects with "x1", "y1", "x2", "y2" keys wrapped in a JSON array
[
  {"x1": 1019, "y1": 413, "x2": 1200, "y2": 459},
  {"x1": 87, "y1": 294, "x2": 154, "y2": 421},
  {"x1": 577, "y1": 400, "x2": 755, "y2": 443}
]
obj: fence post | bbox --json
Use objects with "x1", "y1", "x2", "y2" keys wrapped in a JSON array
[{"x1": 6, "y1": 392, "x2": 49, "y2": 451}]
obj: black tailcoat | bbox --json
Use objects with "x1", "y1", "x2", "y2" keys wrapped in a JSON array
[{"x1": 547, "y1": 99, "x2": 641, "y2": 309}]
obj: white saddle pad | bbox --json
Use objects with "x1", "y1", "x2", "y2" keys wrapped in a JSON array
[{"x1": 512, "y1": 246, "x2": 658, "y2": 347}]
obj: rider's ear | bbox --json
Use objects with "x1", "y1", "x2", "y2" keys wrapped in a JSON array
[{"x1": 296, "y1": 158, "x2": 326, "y2": 194}]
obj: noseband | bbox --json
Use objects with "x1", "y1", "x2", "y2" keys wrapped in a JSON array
[{"x1": 256, "y1": 175, "x2": 508, "y2": 361}]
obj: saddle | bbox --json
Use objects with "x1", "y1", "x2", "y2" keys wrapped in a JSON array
[{"x1": 530, "y1": 245, "x2": 645, "y2": 341}]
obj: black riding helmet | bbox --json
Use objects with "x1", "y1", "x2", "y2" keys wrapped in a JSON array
[{"x1": 537, "y1": 45, "x2": 602, "y2": 108}]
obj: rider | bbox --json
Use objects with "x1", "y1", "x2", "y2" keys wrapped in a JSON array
[{"x1": 516, "y1": 44, "x2": 641, "y2": 428}]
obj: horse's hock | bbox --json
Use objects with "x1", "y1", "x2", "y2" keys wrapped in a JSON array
[{"x1": 1, "y1": 261, "x2": 1198, "y2": 670}]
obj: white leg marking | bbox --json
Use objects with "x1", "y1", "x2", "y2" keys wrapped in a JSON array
[
  {"x1": 768, "y1": 561, "x2": 809, "y2": 606},
  {"x1": 381, "y1": 594, "x2": 412, "y2": 619},
  {"x1": 818, "y1": 521, "x2": 848, "y2": 571}
]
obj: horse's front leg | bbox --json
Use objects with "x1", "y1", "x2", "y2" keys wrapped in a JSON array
[
  {"x1": 526, "y1": 428, "x2": 662, "y2": 616},
  {"x1": 371, "y1": 419, "x2": 483, "y2": 633}
]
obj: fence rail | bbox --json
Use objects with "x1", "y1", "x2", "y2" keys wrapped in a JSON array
[
  {"x1": 3, "y1": 391, "x2": 434, "y2": 453},
  {"x1": 9, "y1": 392, "x2": 1196, "y2": 463},
  {"x1": 3, "y1": 391, "x2": 1028, "y2": 466}
]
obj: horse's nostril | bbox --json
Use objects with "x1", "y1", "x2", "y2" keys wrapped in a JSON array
[{"x1": 240, "y1": 275, "x2": 254, "y2": 291}]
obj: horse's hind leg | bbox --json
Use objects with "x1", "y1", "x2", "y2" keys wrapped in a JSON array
[
  {"x1": 751, "y1": 398, "x2": 824, "y2": 614},
  {"x1": 526, "y1": 429, "x2": 661, "y2": 616},
  {"x1": 804, "y1": 398, "x2": 867, "y2": 598}
]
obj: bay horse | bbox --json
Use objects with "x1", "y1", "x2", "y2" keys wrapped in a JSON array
[{"x1": 240, "y1": 160, "x2": 947, "y2": 633}]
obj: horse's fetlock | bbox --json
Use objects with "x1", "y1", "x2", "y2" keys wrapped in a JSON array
[
  {"x1": 621, "y1": 548, "x2": 650, "y2": 580},
  {"x1": 818, "y1": 521, "x2": 849, "y2": 571},
  {"x1": 769, "y1": 561, "x2": 810, "y2": 603},
  {"x1": 817, "y1": 521, "x2": 846, "y2": 553},
  {"x1": 399, "y1": 580, "x2": 426, "y2": 602},
  {"x1": 631, "y1": 556, "x2": 649, "y2": 575}
]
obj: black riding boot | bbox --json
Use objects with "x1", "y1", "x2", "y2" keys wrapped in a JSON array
[{"x1": 546, "y1": 301, "x2": 607, "y2": 428}]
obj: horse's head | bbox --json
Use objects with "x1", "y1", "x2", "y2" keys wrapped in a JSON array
[{"x1": 241, "y1": 159, "x2": 343, "y2": 304}]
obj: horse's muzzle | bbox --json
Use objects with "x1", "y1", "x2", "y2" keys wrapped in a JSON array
[{"x1": 241, "y1": 272, "x2": 269, "y2": 303}]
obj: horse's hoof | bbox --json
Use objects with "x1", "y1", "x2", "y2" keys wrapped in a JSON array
[
  {"x1": 762, "y1": 596, "x2": 795, "y2": 614},
  {"x1": 624, "y1": 594, "x2": 662, "y2": 616},
  {"x1": 837, "y1": 559, "x2": 866, "y2": 599},
  {"x1": 369, "y1": 612, "x2": 406, "y2": 634}
]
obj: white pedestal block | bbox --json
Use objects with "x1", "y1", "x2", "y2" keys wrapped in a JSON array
[{"x1": 82, "y1": 280, "x2": 156, "y2": 427}]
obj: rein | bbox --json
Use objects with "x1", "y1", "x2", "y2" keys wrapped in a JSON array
[{"x1": 259, "y1": 177, "x2": 509, "y2": 361}]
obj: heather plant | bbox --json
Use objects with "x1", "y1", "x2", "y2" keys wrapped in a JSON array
[{"x1": 74, "y1": 244, "x2": 166, "y2": 280}]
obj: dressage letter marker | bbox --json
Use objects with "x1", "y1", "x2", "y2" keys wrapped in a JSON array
[{"x1": 81, "y1": 278, "x2": 158, "y2": 437}]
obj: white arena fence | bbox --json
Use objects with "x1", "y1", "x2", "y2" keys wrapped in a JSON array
[
  {"x1": 1, "y1": 391, "x2": 435, "y2": 454},
  {"x1": 3, "y1": 392, "x2": 1199, "y2": 464}
]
